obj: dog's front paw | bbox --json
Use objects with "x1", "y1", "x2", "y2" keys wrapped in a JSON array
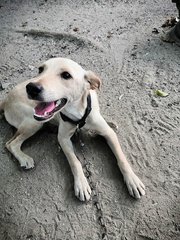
[
  {"x1": 74, "y1": 175, "x2": 91, "y2": 201},
  {"x1": 124, "y1": 172, "x2": 145, "y2": 199},
  {"x1": 20, "y1": 157, "x2": 35, "y2": 170}
]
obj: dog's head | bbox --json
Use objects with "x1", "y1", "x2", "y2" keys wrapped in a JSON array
[{"x1": 26, "y1": 57, "x2": 101, "y2": 121}]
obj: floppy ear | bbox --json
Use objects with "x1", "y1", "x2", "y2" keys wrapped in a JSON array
[{"x1": 85, "y1": 71, "x2": 101, "y2": 90}]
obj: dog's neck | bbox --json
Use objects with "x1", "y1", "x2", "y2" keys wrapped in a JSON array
[{"x1": 61, "y1": 90, "x2": 90, "y2": 121}]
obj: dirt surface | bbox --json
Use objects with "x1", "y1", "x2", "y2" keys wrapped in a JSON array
[{"x1": 0, "y1": 1, "x2": 180, "y2": 239}]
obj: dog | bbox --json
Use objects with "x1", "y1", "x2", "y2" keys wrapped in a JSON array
[{"x1": 0, "y1": 57, "x2": 145, "y2": 201}]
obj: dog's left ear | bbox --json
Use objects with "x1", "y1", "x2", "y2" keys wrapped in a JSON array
[{"x1": 85, "y1": 71, "x2": 101, "y2": 90}]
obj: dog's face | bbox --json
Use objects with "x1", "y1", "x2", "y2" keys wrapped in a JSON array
[{"x1": 26, "y1": 57, "x2": 101, "y2": 121}]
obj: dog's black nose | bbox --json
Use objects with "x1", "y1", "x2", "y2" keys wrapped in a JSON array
[{"x1": 26, "y1": 82, "x2": 43, "y2": 99}]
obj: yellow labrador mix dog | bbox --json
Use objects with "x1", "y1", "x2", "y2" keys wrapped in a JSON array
[{"x1": 0, "y1": 57, "x2": 145, "y2": 201}]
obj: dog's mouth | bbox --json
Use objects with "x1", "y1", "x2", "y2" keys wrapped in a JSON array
[{"x1": 34, "y1": 98, "x2": 67, "y2": 121}]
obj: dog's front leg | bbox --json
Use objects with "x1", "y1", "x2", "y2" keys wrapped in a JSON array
[
  {"x1": 89, "y1": 114, "x2": 145, "y2": 199},
  {"x1": 58, "y1": 122, "x2": 91, "y2": 201}
]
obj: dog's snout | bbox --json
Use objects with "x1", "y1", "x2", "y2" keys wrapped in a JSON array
[{"x1": 26, "y1": 82, "x2": 43, "y2": 99}]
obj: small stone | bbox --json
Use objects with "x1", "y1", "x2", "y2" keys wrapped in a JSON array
[
  {"x1": 73, "y1": 27, "x2": 79, "y2": 32},
  {"x1": 149, "y1": 127, "x2": 153, "y2": 132},
  {"x1": 21, "y1": 21, "x2": 28, "y2": 27},
  {"x1": 28, "y1": 65, "x2": 35, "y2": 71},
  {"x1": 107, "y1": 31, "x2": 113, "y2": 38},
  {"x1": 151, "y1": 99, "x2": 158, "y2": 107},
  {"x1": 152, "y1": 28, "x2": 159, "y2": 34},
  {"x1": 1, "y1": 82, "x2": 10, "y2": 90},
  {"x1": 118, "y1": 94, "x2": 124, "y2": 100},
  {"x1": 80, "y1": 141, "x2": 85, "y2": 147},
  {"x1": 137, "y1": 120, "x2": 144, "y2": 125}
]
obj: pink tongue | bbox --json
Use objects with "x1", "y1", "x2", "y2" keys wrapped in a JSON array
[{"x1": 35, "y1": 102, "x2": 56, "y2": 115}]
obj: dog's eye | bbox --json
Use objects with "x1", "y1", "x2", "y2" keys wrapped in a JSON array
[
  {"x1": 38, "y1": 66, "x2": 44, "y2": 74},
  {"x1": 61, "y1": 71, "x2": 72, "y2": 80}
]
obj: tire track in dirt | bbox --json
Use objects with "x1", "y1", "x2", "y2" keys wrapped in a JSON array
[
  {"x1": 124, "y1": 118, "x2": 157, "y2": 170},
  {"x1": 152, "y1": 114, "x2": 178, "y2": 136},
  {"x1": 77, "y1": 134, "x2": 109, "y2": 240},
  {"x1": 14, "y1": 28, "x2": 106, "y2": 52}
]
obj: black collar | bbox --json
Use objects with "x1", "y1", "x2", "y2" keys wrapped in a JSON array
[{"x1": 60, "y1": 94, "x2": 92, "y2": 129}]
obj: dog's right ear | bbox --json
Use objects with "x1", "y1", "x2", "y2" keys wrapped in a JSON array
[{"x1": 85, "y1": 71, "x2": 101, "y2": 90}]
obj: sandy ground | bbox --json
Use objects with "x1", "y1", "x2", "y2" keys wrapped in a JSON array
[{"x1": 0, "y1": 0, "x2": 180, "y2": 239}]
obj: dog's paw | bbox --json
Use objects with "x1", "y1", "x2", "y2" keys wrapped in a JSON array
[
  {"x1": 124, "y1": 172, "x2": 145, "y2": 199},
  {"x1": 74, "y1": 175, "x2": 91, "y2": 201},
  {"x1": 20, "y1": 157, "x2": 35, "y2": 170}
]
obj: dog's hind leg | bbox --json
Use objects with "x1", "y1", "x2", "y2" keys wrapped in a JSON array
[{"x1": 6, "y1": 121, "x2": 43, "y2": 169}]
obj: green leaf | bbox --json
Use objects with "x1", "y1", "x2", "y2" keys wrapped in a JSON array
[{"x1": 155, "y1": 90, "x2": 169, "y2": 97}]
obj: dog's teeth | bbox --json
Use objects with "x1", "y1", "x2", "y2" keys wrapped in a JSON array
[
  {"x1": 56, "y1": 99, "x2": 61, "y2": 106},
  {"x1": 34, "y1": 113, "x2": 42, "y2": 117},
  {"x1": 44, "y1": 111, "x2": 48, "y2": 116}
]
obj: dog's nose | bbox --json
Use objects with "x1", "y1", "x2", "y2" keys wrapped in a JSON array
[{"x1": 26, "y1": 82, "x2": 43, "y2": 99}]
